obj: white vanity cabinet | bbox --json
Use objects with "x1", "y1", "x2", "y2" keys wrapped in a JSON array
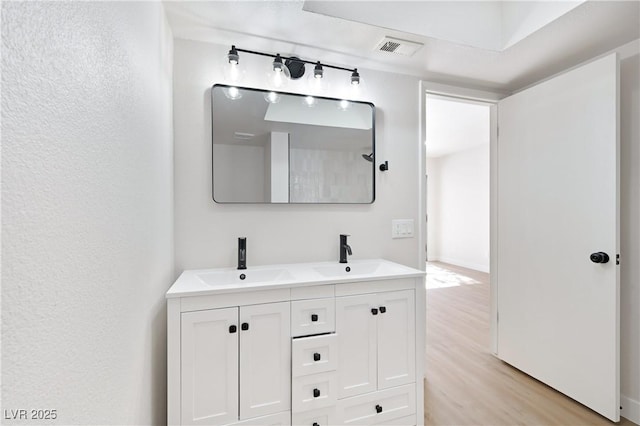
[
  {"x1": 179, "y1": 301, "x2": 291, "y2": 425},
  {"x1": 167, "y1": 259, "x2": 425, "y2": 426},
  {"x1": 336, "y1": 289, "x2": 416, "y2": 399}
]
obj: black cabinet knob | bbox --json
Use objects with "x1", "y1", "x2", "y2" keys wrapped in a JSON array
[
  {"x1": 312, "y1": 423, "x2": 319, "y2": 426},
  {"x1": 590, "y1": 252, "x2": 610, "y2": 264},
  {"x1": 241, "y1": 322, "x2": 249, "y2": 331},
  {"x1": 313, "y1": 352, "x2": 321, "y2": 362},
  {"x1": 375, "y1": 404, "x2": 383, "y2": 413},
  {"x1": 379, "y1": 306, "x2": 386, "y2": 314},
  {"x1": 313, "y1": 388, "x2": 320, "y2": 398},
  {"x1": 229, "y1": 325, "x2": 237, "y2": 333},
  {"x1": 311, "y1": 314, "x2": 319, "y2": 322},
  {"x1": 371, "y1": 308, "x2": 378, "y2": 315}
]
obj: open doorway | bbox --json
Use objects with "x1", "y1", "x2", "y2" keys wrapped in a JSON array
[{"x1": 425, "y1": 95, "x2": 491, "y2": 288}]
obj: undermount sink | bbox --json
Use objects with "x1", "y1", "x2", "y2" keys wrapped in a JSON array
[
  {"x1": 313, "y1": 260, "x2": 386, "y2": 277},
  {"x1": 198, "y1": 268, "x2": 295, "y2": 286}
]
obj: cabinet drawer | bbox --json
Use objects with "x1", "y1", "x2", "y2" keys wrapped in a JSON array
[
  {"x1": 291, "y1": 298, "x2": 335, "y2": 337},
  {"x1": 292, "y1": 334, "x2": 338, "y2": 378},
  {"x1": 292, "y1": 371, "x2": 338, "y2": 413},
  {"x1": 291, "y1": 407, "x2": 336, "y2": 426},
  {"x1": 336, "y1": 384, "x2": 415, "y2": 425}
]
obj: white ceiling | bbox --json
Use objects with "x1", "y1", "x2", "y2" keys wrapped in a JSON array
[
  {"x1": 425, "y1": 96, "x2": 490, "y2": 158},
  {"x1": 163, "y1": 0, "x2": 639, "y2": 93},
  {"x1": 303, "y1": 1, "x2": 585, "y2": 51}
]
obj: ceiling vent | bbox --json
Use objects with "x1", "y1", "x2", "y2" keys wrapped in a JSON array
[{"x1": 375, "y1": 36, "x2": 423, "y2": 56}]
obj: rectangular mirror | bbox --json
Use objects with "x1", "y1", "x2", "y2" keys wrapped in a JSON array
[{"x1": 211, "y1": 84, "x2": 375, "y2": 204}]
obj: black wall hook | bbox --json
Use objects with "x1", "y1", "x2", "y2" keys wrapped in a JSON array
[{"x1": 379, "y1": 161, "x2": 389, "y2": 171}]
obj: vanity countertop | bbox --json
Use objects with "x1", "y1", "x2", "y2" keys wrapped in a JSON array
[{"x1": 166, "y1": 258, "x2": 425, "y2": 298}]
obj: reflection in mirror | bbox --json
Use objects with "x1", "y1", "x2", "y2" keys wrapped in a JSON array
[{"x1": 211, "y1": 85, "x2": 375, "y2": 204}]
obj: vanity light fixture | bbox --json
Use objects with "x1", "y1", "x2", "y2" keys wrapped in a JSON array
[
  {"x1": 351, "y1": 69, "x2": 360, "y2": 86},
  {"x1": 223, "y1": 45, "x2": 244, "y2": 83},
  {"x1": 313, "y1": 61, "x2": 324, "y2": 79},
  {"x1": 224, "y1": 45, "x2": 362, "y2": 90}
]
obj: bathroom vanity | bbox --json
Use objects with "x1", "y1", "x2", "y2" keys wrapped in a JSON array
[{"x1": 166, "y1": 259, "x2": 425, "y2": 426}]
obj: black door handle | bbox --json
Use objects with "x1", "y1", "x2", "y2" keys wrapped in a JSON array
[
  {"x1": 375, "y1": 404, "x2": 383, "y2": 413},
  {"x1": 313, "y1": 352, "x2": 321, "y2": 362},
  {"x1": 241, "y1": 322, "x2": 249, "y2": 331},
  {"x1": 311, "y1": 314, "x2": 318, "y2": 322},
  {"x1": 590, "y1": 252, "x2": 610, "y2": 264},
  {"x1": 313, "y1": 388, "x2": 320, "y2": 398}
]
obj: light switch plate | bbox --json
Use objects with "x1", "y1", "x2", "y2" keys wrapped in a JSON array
[{"x1": 392, "y1": 219, "x2": 414, "y2": 239}]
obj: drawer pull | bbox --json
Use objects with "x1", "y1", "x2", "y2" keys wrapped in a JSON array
[
  {"x1": 229, "y1": 325, "x2": 237, "y2": 333},
  {"x1": 313, "y1": 352, "x2": 321, "y2": 362},
  {"x1": 311, "y1": 314, "x2": 319, "y2": 322},
  {"x1": 241, "y1": 322, "x2": 249, "y2": 331},
  {"x1": 313, "y1": 388, "x2": 320, "y2": 398},
  {"x1": 375, "y1": 404, "x2": 383, "y2": 413},
  {"x1": 371, "y1": 308, "x2": 378, "y2": 315},
  {"x1": 379, "y1": 306, "x2": 386, "y2": 313}
]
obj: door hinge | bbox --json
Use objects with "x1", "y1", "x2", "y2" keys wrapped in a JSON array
[{"x1": 616, "y1": 254, "x2": 620, "y2": 265}]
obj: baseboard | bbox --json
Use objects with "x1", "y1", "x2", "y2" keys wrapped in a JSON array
[
  {"x1": 622, "y1": 394, "x2": 640, "y2": 424},
  {"x1": 431, "y1": 256, "x2": 490, "y2": 274}
]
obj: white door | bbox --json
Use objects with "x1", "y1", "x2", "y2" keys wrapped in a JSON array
[
  {"x1": 239, "y1": 302, "x2": 291, "y2": 420},
  {"x1": 497, "y1": 53, "x2": 619, "y2": 421},
  {"x1": 336, "y1": 294, "x2": 378, "y2": 398},
  {"x1": 377, "y1": 290, "x2": 415, "y2": 390},
  {"x1": 181, "y1": 308, "x2": 239, "y2": 426}
]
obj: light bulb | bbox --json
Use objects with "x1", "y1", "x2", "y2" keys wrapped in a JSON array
[
  {"x1": 303, "y1": 96, "x2": 317, "y2": 107},
  {"x1": 222, "y1": 55, "x2": 245, "y2": 84},
  {"x1": 350, "y1": 69, "x2": 360, "y2": 86},
  {"x1": 264, "y1": 91, "x2": 281, "y2": 104},
  {"x1": 307, "y1": 67, "x2": 328, "y2": 93},
  {"x1": 267, "y1": 54, "x2": 291, "y2": 89},
  {"x1": 223, "y1": 86, "x2": 242, "y2": 100}
]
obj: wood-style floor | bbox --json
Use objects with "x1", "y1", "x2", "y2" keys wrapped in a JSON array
[{"x1": 424, "y1": 261, "x2": 636, "y2": 426}]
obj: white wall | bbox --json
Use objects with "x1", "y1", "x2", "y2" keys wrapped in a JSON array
[
  {"x1": 426, "y1": 145, "x2": 490, "y2": 272},
  {"x1": 173, "y1": 39, "x2": 421, "y2": 272},
  {"x1": 213, "y1": 144, "x2": 266, "y2": 202},
  {"x1": 1, "y1": 2, "x2": 174, "y2": 424},
  {"x1": 619, "y1": 51, "x2": 640, "y2": 420},
  {"x1": 425, "y1": 157, "x2": 439, "y2": 262}
]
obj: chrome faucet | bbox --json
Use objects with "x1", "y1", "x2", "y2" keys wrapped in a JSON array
[
  {"x1": 339, "y1": 234, "x2": 352, "y2": 264},
  {"x1": 238, "y1": 237, "x2": 247, "y2": 270}
]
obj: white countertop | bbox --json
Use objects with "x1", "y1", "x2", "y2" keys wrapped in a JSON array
[{"x1": 166, "y1": 258, "x2": 425, "y2": 298}]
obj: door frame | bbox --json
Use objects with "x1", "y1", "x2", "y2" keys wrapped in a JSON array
[{"x1": 417, "y1": 81, "x2": 505, "y2": 353}]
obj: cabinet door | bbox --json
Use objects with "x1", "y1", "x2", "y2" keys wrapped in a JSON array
[
  {"x1": 377, "y1": 290, "x2": 415, "y2": 390},
  {"x1": 239, "y1": 302, "x2": 291, "y2": 420},
  {"x1": 181, "y1": 308, "x2": 238, "y2": 426},
  {"x1": 336, "y1": 294, "x2": 377, "y2": 398}
]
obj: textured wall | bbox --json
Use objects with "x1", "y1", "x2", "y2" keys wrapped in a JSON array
[
  {"x1": 1, "y1": 2, "x2": 174, "y2": 424},
  {"x1": 173, "y1": 39, "x2": 421, "y2": 272}
]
